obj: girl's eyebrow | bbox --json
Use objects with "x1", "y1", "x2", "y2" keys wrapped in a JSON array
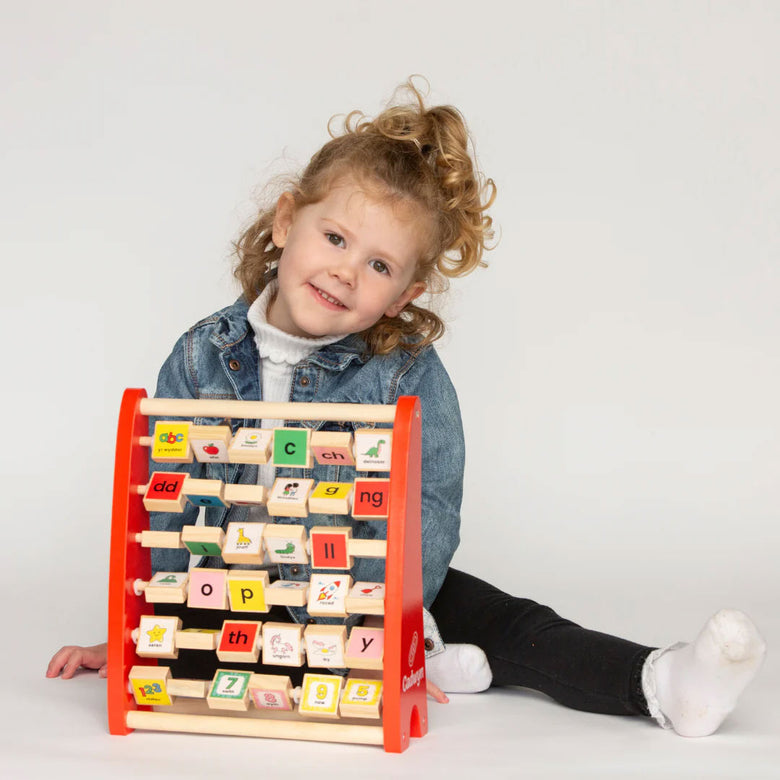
[{"x1": 320, "y1": 216, "x2": 355, "y2": 242}]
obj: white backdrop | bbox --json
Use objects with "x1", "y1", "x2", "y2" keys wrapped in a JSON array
[{"x1": 2, "y1": 2, "x2": 778, "y2": 776}]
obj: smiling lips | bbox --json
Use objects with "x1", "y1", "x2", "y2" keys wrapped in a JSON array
[{"x1": 310, "y1": 284, "x2": 347, "y2": 309}]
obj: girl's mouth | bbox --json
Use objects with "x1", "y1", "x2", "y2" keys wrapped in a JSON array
[{"x1": 311, "y1": 284, "x2": 347, "y2": 309}]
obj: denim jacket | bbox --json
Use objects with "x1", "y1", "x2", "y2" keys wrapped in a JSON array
[{"x1": 150, "y1": 297, "x2": 463, "y2": 637}]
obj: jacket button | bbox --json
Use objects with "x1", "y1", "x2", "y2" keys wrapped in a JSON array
[
  {"x1": 228, "y1": 359, "x2": 241, "y2": 371},
  {"x1": 290, "y1": 566, "x2": 300, "y2": 576},
  {"x1": 424, "y1": 639, "x2": 434, "y2": 651},
  {"x1": 300, "y1": 376, "x2": 310, "y2": 387},
  {"x1": 306, "y1": 618, "x2": 316, "y2": 625}
]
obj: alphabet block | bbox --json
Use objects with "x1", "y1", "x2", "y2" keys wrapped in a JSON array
[
  {"x1": 144, "y1": 571, "x2": 189, "y2": 604},
  {"x1": 222, "y1": 521, "x2": 265, "y2": 565},
  {"x1": 227, "y1": 569, "x2": 270, "y2": 613},
  {"x1": 151, "y1": 421, "x2": 193, "y2": 463},
  {"x1": 207, "y1": 669, "x2": 253, "y2": 711},
  {"x1": 311, "y1": 430, "x2": 355, "y2": 466},
  {"x1": 307, "y1": 573, "x2": 351, "y2": 618},
  {"x1": 266, "y1": 478, "x2": 314, "y2": 518},
  {"x1": 143, "y1": 472, "x2": 187, "y2": 513},
  {"x1": 354, "y1": 429, "x2": 392, "y2": 471},
  {"x1": 182, "y1": 478, "x2": 228, "y2": 508},
  {"x1": 340, "y1": 678, "x2": 383, "y2": 719},
  {"x1": 217, "y1": 620, "x2": 262, "y2": 663},
  {"x1": 189, "y1": 425, "x2": 232, "y2": 463},
  {"x1": 223, "y1": 483, "x2": 266, "y2": 506},
  {"x1": 129, "y1": 665, "x2": 173, "y2": 706},
  {"x1": 180, "y1": 525, "x2": 225, "y2": 557},
  {"x1": 228, "y1": 427, "x2": 273, "y2": 464},
  {"x1": 298, "y1": 673, "x2": 343, "y2": 718},
  {"x1": 345, "y1": 626, "x2": 384, "y2": 670},
  {"x1": 262, "y1": 622, "x2": 304, "y2": 667},
  {"x1": 309, "y1": 526, "x2": 352, "y2": 570},
  {"x1": 272, "y1": 427, "x2": 312, "y2": 468},
  {"x1": 265, "y1": 579, "x2": 309, "y2": 607},
  {"x1": 136, "y1": 615, "x2": 182, "y2": 659},
  {"x1": 308, "y1": 481, "x2": 353, "y2": 515},
  {"x1": 351, "y1": 478, "x2": 390, "y2": 519},
  {"x1": 345, "y1": 581, "x2": 385, "y2": 615},
  {"x1": 249, "y1": 674, "x2": 294, "y2": 711},
  {"x1": 263, "y1": 523, "x2": 309, "y2": 563},
  {"x1": 263, "y1": 523, "x2": 309, "y2": 564},
  {"x1": 304, "y1": 624, "x2": 347, "y2": 668},
  {"x1": 187, "y1": 568, "x2": 228, "y2": 610}
]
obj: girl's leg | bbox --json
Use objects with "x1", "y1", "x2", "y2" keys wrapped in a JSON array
[
  {"x1": 430, "y1": 568, "x2": 651, "y2": 715},
  {"x1": 430, "y1": 569, "x2": 766, "y2": 736}
]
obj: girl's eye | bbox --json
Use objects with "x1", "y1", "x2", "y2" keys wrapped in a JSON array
[
  {"x1": 369, "y1": 259, "x2": 390, "y2": 275},
  {"x1": 326, "y1": 232, "x2": 345, "y2": 248}
]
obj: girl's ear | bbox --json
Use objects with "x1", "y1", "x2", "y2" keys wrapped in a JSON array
[
  {"x1": 272, "y1": 192, "x2": 296, "y2": 248},
  {"x1": 385, "y1": 281, "x2": 426, "y2": 318}
]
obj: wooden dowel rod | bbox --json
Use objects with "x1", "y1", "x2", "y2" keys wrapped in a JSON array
[
  {"x1": 140, "y1": 398, "x2": 396, "y2": 424},
  {"x1": 167, "y1": 679, "x2": 208, "y2": 698},
  {"x1": 126, "y1": 710, "x2": 384, "y2": 745},
  {"x1": 348, "y1": 539, "x2": 387, "y2": 558}
]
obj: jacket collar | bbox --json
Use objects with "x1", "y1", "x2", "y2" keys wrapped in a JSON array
[{"x1": 209, "y1": 297, "x2": 370, "y2": 369}]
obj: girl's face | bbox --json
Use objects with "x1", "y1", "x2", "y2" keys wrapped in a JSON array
[{"x1": 268, "y1": 179, "x2": 427, "y2": 339}]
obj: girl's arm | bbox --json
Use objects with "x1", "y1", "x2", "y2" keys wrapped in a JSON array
[
  {"x1": 399, "y1": 348, "x2": 465, "y2": 610},
  {"x1": 147, "y1": 330, "x2": 206, "y2": 573}
]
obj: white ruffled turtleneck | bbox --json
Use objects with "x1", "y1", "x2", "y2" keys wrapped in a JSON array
[{"x1": 246, "y1": 281, "x2": 345, "y2": 487}]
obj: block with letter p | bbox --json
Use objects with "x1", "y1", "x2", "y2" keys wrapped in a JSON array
[{"x1": 227, "y1": 569, "x2": 270, "y2": 613}]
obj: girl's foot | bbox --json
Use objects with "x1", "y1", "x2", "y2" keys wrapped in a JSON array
[
  {"x1": 426, "y1": 643, "x2": 493, "y2": 693},
  {"x1": 643, "y1": 609, "x2": 766, "y2": 736}
]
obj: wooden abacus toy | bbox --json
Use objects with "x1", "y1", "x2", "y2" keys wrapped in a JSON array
[{"x1": 108, "y1": 389, "x2": 428, "y2": 752}]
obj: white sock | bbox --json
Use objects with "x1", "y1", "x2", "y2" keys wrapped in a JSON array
[
  {"x1": 642, "y1": 609, "x2": 766, "y2": 737},
  {"x1": 426, "y1": 644, "x2": 493, "y2": 693}
]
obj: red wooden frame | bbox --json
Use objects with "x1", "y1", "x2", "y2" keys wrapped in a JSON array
[{"x1": 106, "y1": 389, "x2": 427, "y2": 752}]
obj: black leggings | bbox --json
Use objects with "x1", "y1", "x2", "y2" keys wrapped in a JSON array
[{"x1": 430, "y1": 569, "x2": 653, "y2": 716}]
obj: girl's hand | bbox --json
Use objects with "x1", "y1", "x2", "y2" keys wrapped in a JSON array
[
  {"x1": 46, "y1": 642, "x2": 108, "y2": 679},
  {"x1": 426, "y1": 678, "x2": 449, "y2": 703}
]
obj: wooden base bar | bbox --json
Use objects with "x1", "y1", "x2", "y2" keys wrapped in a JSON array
[{"x1": 126, "y1": 710, "x2": 384, "y2": 745}]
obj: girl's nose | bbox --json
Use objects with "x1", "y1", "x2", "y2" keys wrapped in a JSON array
[{"x1": 329, "y1": 255, "x2": 357, "y2": 286}]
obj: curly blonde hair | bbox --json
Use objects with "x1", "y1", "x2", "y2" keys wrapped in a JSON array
[{"x1": 234, "y1": 78, "x2": 496, "y2": 355}]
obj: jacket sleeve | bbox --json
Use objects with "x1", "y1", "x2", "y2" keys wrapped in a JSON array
[
  {"x1": 395, "y1": 347, "x2": 464, "y2": 611},
  {"x1": 147, "y1": 330, "x2": 204, "y2": 573}
]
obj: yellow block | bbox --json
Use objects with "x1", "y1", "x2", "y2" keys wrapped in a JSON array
[
  {"x1": 227, "y1": 570, "x2": 269, "y2": 612},
  {"x1": 151, "y1": 421, "x2": 192, "y2": 462}
]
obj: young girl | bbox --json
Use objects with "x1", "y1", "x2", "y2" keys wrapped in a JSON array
[{"x1": 47, "y1": 80, "x2": 765, "y2": 738}]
